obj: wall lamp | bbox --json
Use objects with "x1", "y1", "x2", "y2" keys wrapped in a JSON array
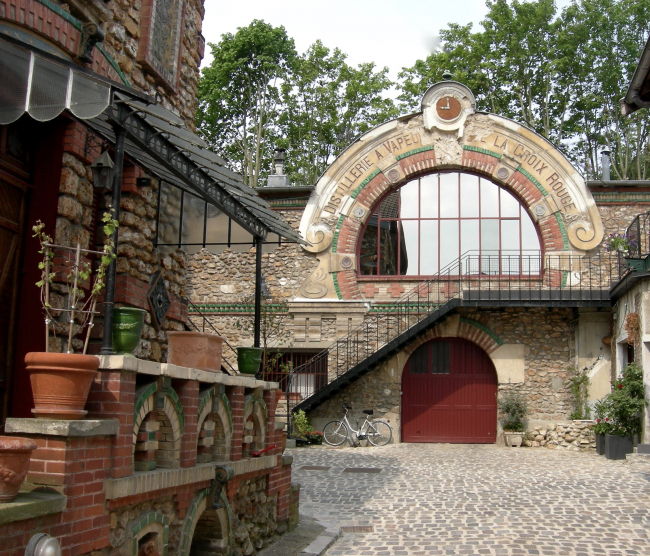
[
  {"x1": 26, "y1": 534, "x2": 62, "y2": 556},
  {"x1": 90, "y1": 150, "x2": 115, "y2": 191}
]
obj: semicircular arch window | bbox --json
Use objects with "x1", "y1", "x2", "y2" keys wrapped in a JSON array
[{"x1": 358, "y1": 172, "x2": 541, "y2": 277}]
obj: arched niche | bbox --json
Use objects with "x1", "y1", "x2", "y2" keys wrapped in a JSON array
[
  {"x1": 133, "y1": 382, "x2": 184, "y2": 470},
  {"x1": 242, "y1": 392, "x2": 267, "y2": 458},
  {"x1": 196, "y1": 386, "x2": 233, "y2": 463}
]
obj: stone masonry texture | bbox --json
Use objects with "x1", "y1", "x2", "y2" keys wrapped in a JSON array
[{"x1": 292, "y1": 443, "x2": 650, "y2": 556}]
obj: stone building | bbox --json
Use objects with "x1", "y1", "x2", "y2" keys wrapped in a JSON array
[
  {"x1": 0, "y1": 1, "x2": 300, "y2": 555},
  {"x1": 185, "y1": 80, "x2": 650, "y2": 447}
]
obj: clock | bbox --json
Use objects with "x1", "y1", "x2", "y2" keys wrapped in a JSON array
[
  {"x1": 435, "y1": 96, "x2": 462, "y2": 121},
  {"x1": 422, "y1": 81, "x2": 475, "y2": 134}
]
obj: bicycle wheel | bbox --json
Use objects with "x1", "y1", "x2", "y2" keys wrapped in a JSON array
[
  {"x1": 367, "y1": 420, "x2": 392, "y2": 446},
  {"x1": 323, "y1": 421, "x2": 349, "y2": 446}
]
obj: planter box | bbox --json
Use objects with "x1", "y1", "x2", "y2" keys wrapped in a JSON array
[
  {"x1": 595, "y1": 433, "x2": 606, "y2": 455},
  {"x1": 167, "y1": 332, "x2": 223, "y2": 372},
  {"x1": 605, "y1": 434, "x2": 634, "y2": 460},
  {"x1": 504, "y1": 432, "x2": 524, "y2": 447}
]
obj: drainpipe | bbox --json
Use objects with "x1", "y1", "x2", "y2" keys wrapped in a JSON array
[
  {"x1": 99, "y1": 126, "x2": 126, "y2": 355},
  {"x1": 254, "y1": 236, "x2": 263, "y2": 348}
]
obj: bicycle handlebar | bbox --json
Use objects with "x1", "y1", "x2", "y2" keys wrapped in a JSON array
[{"x1": 342, "y1": 404, "x2": 352, "y2": 411}]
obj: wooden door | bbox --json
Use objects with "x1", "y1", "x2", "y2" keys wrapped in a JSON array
[
  {"x1": 401, "y1": 338, "x2": 497, "y2": 443},
  {"x1": 0, "y1": 173, "x2": 29, "y2": 413}
]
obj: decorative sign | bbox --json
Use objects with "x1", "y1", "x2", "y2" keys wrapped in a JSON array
[
  {"x1": 147, "y1": 271, "x2": 171, "y2": 329},
  {"x1": 138, "y1": 0, "x2": 184, "y2": 90}
]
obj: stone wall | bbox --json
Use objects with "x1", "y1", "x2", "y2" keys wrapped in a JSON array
[
  {"x1": 523, "y1": 421, "x2": 596, "y2": 451},
  {"x1": 187, "y1": 211, "x2": 318, "y2": 304},
  {"x1": 49, "y1": 121, "x2": 187, "y2": 360},
  {"x1": 307, "y1": 307, "x2": 579, "y2": 432},
  {"x1": 230, "y1": 475, "x2": 284, "y2": 556}
]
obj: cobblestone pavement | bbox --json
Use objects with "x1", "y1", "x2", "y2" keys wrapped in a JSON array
[{"x1": 289, "y1": 443, "x2": 650, "y2": 556}]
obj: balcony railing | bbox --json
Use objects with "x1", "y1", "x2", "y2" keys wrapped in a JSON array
[{"x1": 625, "y1": 211, "x2": 650, "y2": 259}]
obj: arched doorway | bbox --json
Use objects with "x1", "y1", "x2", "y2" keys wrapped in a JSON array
[{"x1": 401, "y1": 337, "x2": 498, "y2": 443}]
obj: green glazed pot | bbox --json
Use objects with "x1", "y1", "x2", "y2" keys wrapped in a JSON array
[
  {"x1": 237, "y1": 347, "x2": 263, "y2": 375},
  {"x1": 112, "y1": 307, "x2": 146, "y2": 357}
]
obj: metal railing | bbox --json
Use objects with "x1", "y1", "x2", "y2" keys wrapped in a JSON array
[
  {"x1": 292, "y1": 251, "x2": 624, "y2": 406},
  {"x1": 184, "y1": 298, "x2": 238, "y2": 374},
  {"x1": 625, "y1": 211, "x2": 650, "y2": 259}
]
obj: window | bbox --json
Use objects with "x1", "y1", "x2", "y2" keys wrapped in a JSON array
[
  {"x1": 155, "y1": 182, "x2": 281, "y2": 254},
  {"x1": 359, "y1": 172, "x2": 541, "y2": 277},
  {"x1": 409, "y1": 341, "x2": 450, "y2": 374}
]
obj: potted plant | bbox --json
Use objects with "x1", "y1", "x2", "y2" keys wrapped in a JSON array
[
  {"x1": 112, "y1": 306, "x2": 147, "y2": 357},
  {"x1": 604, "y1": 233, "x2": 647, "y2": 271},
  {"x1": 235, "y1": 294, "x2": 291, "y2": 376},
  {"x1": 25, "y1": 209, "x2": 117, "y2": 419},
  {"x1": 0, "y1": 436, "x2": 38, "y2": 501},
  {"x1": 167, "y1": 330, "x2": 224, "y2": 372},
  {"x1": 593, "y1": 397, "x2": 613, "y2": 455},
  {"x1": 291, "y1": 409, "x2": 313, "y2": 447},
  {"x1": 604, "y1": 363, "x2": 645, "y2": 460},
  {"x1": 498, "y1": 390, "x2": 528, "y2": 447},
  {"x1": 305, "y1": 431, "x2": 323, "y2": 445}
]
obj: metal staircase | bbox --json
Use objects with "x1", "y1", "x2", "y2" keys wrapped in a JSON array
[{"x1": 292, "y1": 252, "x2": 621, "y2": 414}]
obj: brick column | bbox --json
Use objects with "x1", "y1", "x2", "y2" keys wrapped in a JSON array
[
  {"x1": 263, "y1": 389, "x2": 282, "y2": 456},
  {"x1": 86, "y1": 369, "x2": 136, "y2": 478},
  {"x1": 227, "y1": 386, "x2": 244, "y2": 461},
  {"x1": 174, "y1": 379, "x2": 199, "y2": 468},
  {"x1": 266, "y1": 453, "x2": 292, "y2": 523},
  {"x1": 5, "y1": 419, "x2": 118, "y2": 556}
]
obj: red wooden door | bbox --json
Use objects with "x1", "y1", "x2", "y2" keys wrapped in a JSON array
[{"x1": 401, "y1": 338, "x2": 497, "y2": 443}]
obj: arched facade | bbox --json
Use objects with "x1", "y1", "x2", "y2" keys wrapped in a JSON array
[{"x1": 298, "y1": 81, "x2": 603, "y2": 301}]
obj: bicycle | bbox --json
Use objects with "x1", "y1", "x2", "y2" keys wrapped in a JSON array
[{"x1": 323, "y1": 404, "x2": 392, "y2": 447}]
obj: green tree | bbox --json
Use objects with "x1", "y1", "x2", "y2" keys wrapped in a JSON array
[
  {"x1": 280, "y1": 41, "x2": 397, "y2": 185},
  {"x1": 398, "y1": 0, "x2": 650, "y2": 180},
  {"x1": 196, "y1": 20, "x2": 296, "y2": 188}
]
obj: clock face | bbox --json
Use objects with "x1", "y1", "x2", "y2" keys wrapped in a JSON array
[{"x1": 435, "y1": 96, "x2": 462, "y2": 121}]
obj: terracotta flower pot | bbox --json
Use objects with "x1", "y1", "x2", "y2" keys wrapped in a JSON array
[
  {"x1": 25, "y1": 352, "x2": 99, "y2": 420},
  {"x1": 167, "y1": 331, "x2": 223, "y2": 372},
  {"x1": 0, "y1": 436, "x2": 38, "y2": 501}
]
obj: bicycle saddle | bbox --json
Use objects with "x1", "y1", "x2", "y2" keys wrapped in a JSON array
[{"x1": 363, "y1": 409, "x2": 373, "y2": 415}]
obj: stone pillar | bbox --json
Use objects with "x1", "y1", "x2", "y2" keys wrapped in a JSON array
[
  {"x1": 227, "y1": 386, "x2": 244, "y2": 461},
  {"x1": 4, "y1": 419, "x2": 118, "y2": 556},
  {"x1": 174, "y1": 379, "x2": 199, "y2": 468}
]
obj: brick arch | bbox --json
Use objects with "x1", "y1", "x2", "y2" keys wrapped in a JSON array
[
  {"x1": 403, "y1": 317, "x2": 502, "y2": 361},
  {"x1": 196, "y1": 388, "x2": 233, "y2": 463},
  {"x1": 242, "y1": 392, "x2": 267, "y2": 457},
  {"x1": 133, "y1": 384, "x2": 184, "y2": 470},
  {"x1": 179, "y1": 488, "x2": 232, "y2": 556},
  {"x1": 301, "y1": 107, "x2": 603, "y2": 301},
  {"x1": 331, "y1": 166, "x2": 567, "y2": 300}
]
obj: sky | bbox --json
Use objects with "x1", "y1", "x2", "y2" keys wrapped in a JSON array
[{"x1": 201, "y1": 0, "x2": 574, "y2": 81}]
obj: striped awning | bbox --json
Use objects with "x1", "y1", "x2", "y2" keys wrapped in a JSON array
[{"x1": 0, "y1": 35, "x2": 113, "y2": 124}]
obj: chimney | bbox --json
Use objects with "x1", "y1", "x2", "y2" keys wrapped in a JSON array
[
  {"x1": 267, "y1": 149, "x2": 290, "y2": 187},
  {"x1": 601, "y1": 149, "x2": 611, "y2": 181}
]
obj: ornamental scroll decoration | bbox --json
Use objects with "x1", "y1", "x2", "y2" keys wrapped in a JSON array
[{"x1": 138, "y1": 0, "x2": 185, "y2": 89}]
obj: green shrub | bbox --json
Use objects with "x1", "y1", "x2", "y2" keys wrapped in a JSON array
[
  {"x1": 497, "y1": 390, "x2": 528, "y2": 431},
  {"x1": 292, "y1": 409, "x2": 313, "y2": 437}
]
